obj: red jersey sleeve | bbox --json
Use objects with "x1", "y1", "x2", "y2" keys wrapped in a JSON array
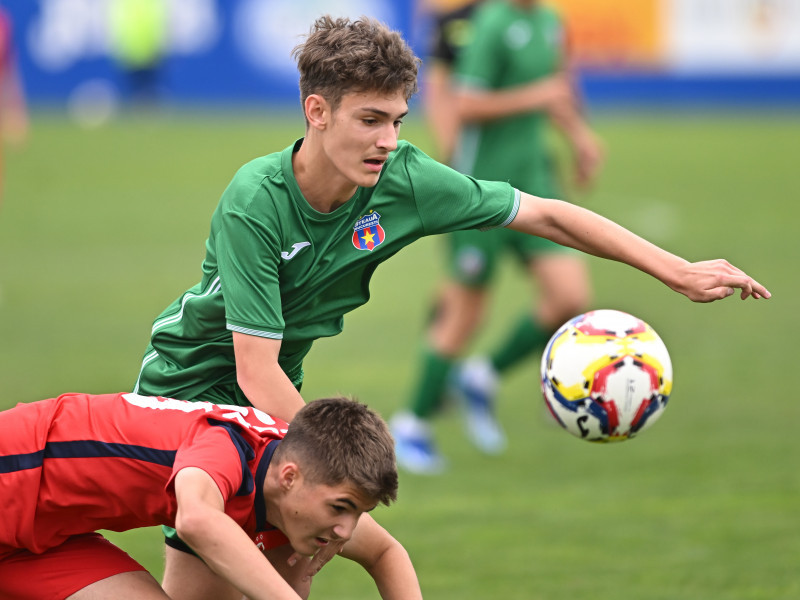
[{"x1": 167, "y1": 422, "x2": 251, "y2": 504}]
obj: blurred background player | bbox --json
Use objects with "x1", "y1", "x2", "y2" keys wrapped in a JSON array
[
  {"x1": 108, "y1": 0, "x2": 168, "y2": 107},
  {"x1": 0, "y1": 394, "x2": 421, "y2": 600},
  {"x1": 392, "y1": 0, "x2": 604, "y2": 474},
  {"x1": 0, "y1": 5, "x2": 29, "y2": 206}
]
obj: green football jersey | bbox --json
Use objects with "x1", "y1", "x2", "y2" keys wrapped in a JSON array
[
  {"x1": 453, "y1": 0, "x2": 565, "y2": 197},
  {"x1": 135, "y1": 139, "x2": 519, "y2": 405}
]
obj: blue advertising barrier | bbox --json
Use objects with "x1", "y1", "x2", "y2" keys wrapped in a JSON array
[
  {"x1": 4, "y1": 0, "x2": 800, "y2": 108},
  {"x1": 6, "y1": 0, "x2": 415, "y2": 106}
]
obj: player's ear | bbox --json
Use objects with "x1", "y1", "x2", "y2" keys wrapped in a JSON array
[
  {"x1": 305, "y1": 94, "x2": 329, "y2": 131},
  {"x1": 278, "y1": 462, "x2": 301, "y2": 491}
]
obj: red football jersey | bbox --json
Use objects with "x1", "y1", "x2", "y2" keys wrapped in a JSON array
[{"x1": 0, "y1": 392, "x2": 290, "y2": 557}]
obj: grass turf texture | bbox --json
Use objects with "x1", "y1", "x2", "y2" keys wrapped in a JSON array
[{"x1": 0, "y1": 108, "x2": 797, "y2": 599}]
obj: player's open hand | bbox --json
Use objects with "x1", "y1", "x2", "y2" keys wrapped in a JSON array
[
  {"x1": 674, "y1": 259, "x2": 771, "y2": 302},
  {"x1": 287, "y1": 539, "x2": 346, "y2": 581}
]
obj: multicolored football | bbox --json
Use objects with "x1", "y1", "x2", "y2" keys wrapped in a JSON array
[{"x1": 541, "y1": 309, "x2": 673, "y2": 442}]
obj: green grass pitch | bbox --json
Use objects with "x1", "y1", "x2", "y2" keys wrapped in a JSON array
[{"x1": 0, "y1": 106, "x2": 797, "y2": 599}]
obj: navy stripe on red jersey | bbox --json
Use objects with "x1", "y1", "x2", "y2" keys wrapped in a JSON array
[
  {"x1": 0, "y1": 449, "x2": 45, "y2": 473},
  {"x1": 45, "y1": 441, "x2": 177, "y2": 466},
  {"x1": 254, "y1": 439, "x2": 280, "y2": 532},
  {"x1": 0, "y1": 441, "x2": 176, "y2": 474},
  {"x1": 208, "y1": 419, "x2": 256, "y2": 497}
]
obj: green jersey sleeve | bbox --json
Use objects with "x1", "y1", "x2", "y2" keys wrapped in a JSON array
[
  {"x1": 396, "y1": 143, "x2": 520, "y2": 234},
  {"x1": 213, "y1": 160, "x2": 286, "y2": 339}
]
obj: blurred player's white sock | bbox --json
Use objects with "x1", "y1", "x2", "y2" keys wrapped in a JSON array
[
  {"x1": 452, "y1": 357, "x2": 506, "y2": 455},
  {"x1": 389, "y1": 412, "x2": 446, "y2": 475}
]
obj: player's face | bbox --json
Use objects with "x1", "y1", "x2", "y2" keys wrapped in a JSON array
[
  {"x1": 324, "y1": 89, "x2": 408, "y2": 188},
  {"x1": 282, "y1": 478, "x2": 377, "y2": 557}
]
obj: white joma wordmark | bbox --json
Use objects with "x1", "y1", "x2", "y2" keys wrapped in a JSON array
[{"x1": 281, "y1": 241, "x2": 311, "y2": 260}]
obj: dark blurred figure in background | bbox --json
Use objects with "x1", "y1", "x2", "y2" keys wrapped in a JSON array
[
  {"x1": 418, "y1": 0, "x2": 481, "y2": 161},
  {"x1": 0, "y1": 5, "x2": 29, "y2": 205}
]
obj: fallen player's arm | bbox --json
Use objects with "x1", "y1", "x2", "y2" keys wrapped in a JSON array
[
  {"x1": 174, "y1": 467, "x2": 303, "y2": 600},
  {"x1": 339, "y1": 514, "x2": 422, "y2": 600},
  {"x1": 508, "y1": 193, "x2": 770, "y2": 302}
]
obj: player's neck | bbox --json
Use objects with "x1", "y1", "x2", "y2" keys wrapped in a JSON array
[
  {"x1": 292, "y1": 137, "x2": 358, "y2": 213},
  {"x1": 262, "y1": 464, "x2": 288, "y2": 533}
]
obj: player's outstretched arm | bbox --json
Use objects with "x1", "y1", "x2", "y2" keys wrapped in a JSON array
[
  {"x1": 508, "y1": 193, "x2": 771, "y2": 302},
  {"x1": 339, "y1": 514, "x2": 422, "y2": 600},
  {"x1": 174, "y1": 467, "x2": 303, "y2": 600}
]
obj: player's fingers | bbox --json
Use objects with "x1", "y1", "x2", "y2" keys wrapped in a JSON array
[
  {"x1": 711, "y1": 260, "x2": 771, "y2": 298},
  {"x1": 286, "y1": 551, "x2": 305, "y2": 568},
  {"x1": 734, "y1": 279, "x2": 753, "y2": 299},
  {"x1": 716, "y1": 271, "x2": 771, "y2": 300},
  {"x1": 750, "y1": 280, "x2": 771, "y2": 298},
  {"x1": 682, "y1": 260, "x2": 770, "y2": 302},
  {"x1": 301, "y1": 539, "x2": 345, "y2": 580}
]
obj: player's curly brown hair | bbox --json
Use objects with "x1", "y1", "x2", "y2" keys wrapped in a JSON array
[
  {"x1": 292, "y1": 15, "x2": 420, "y2": 114},
  {"x1": 275, "y1": 396, "x2": 398, "y2": 506}
]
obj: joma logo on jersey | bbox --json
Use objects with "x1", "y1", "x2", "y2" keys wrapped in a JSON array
[
  {"x1": 352, "y1": 211, "x2": 385, "y2": 251},
  {"x1": 281, "y1": 241, "x2": 311, "y2": 260}
]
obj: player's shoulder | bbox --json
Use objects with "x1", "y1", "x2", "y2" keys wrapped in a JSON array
[
  {"x1": 467, "y1": 0, "x2": 516, "y2": 38},
  {"x1": 437, "y1": 0, "x2": 481, "y2": 31},
  {"x1": 384, "y1": 139, "x2": 439, "y2": 174},
  {"x1": 429, "y1": 1, "x2": 481, "y2": 64},
  {"x1": 391, "y1": 138, "x2": 416, "y2": 157},
  {"x1": 382, "y1": 140, "x2": 469, "y2": 195},
  {"x1": 473, "y1": 0, "x2": 508, "y2": 21},
  {"x1": 232, "y1": 149, "x2": 285, "y2": 185},
  {"x1": 221, "y1": 142, "x2": 295, "y2": 212}
]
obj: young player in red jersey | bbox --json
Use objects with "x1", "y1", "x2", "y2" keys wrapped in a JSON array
[{"x1": 0, "y1": 393, "x2": 420, "y2": 600}]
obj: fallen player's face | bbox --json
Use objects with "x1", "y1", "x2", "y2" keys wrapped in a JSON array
[
  {"x1": 282, "y1": 478, "x2": 377, "y2": 557},
  {"x1": 324, "y1": 89, "x2": 408, "y2": 189}
]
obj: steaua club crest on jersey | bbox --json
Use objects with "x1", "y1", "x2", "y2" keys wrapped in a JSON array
[{"x1": 352, "y1": 211, "x2": 385, "y2": 251}]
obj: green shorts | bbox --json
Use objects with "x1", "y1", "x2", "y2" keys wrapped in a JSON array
[
  {"x1": 446, "y1": 227, "x2": 574, "y2": 287},
  {"x1": 164, "y1": 526, "x2": 194, "y2": 554}
]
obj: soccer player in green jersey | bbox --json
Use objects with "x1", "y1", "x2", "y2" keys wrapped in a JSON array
[
  {"x1": 392, "y1": 0, "x2": 605, "y2": 473},
  {"x1": 134, "y1": 14, "x2": 769, "y2": 598}
]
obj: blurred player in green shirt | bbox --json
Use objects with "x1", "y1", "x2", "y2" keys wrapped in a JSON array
[
  {"x1": 134, "y1": 14, "x2": 769, "y2": 599},
  {"x1": 392, "y1": 0, "x2": 605, "y2": 473}
]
